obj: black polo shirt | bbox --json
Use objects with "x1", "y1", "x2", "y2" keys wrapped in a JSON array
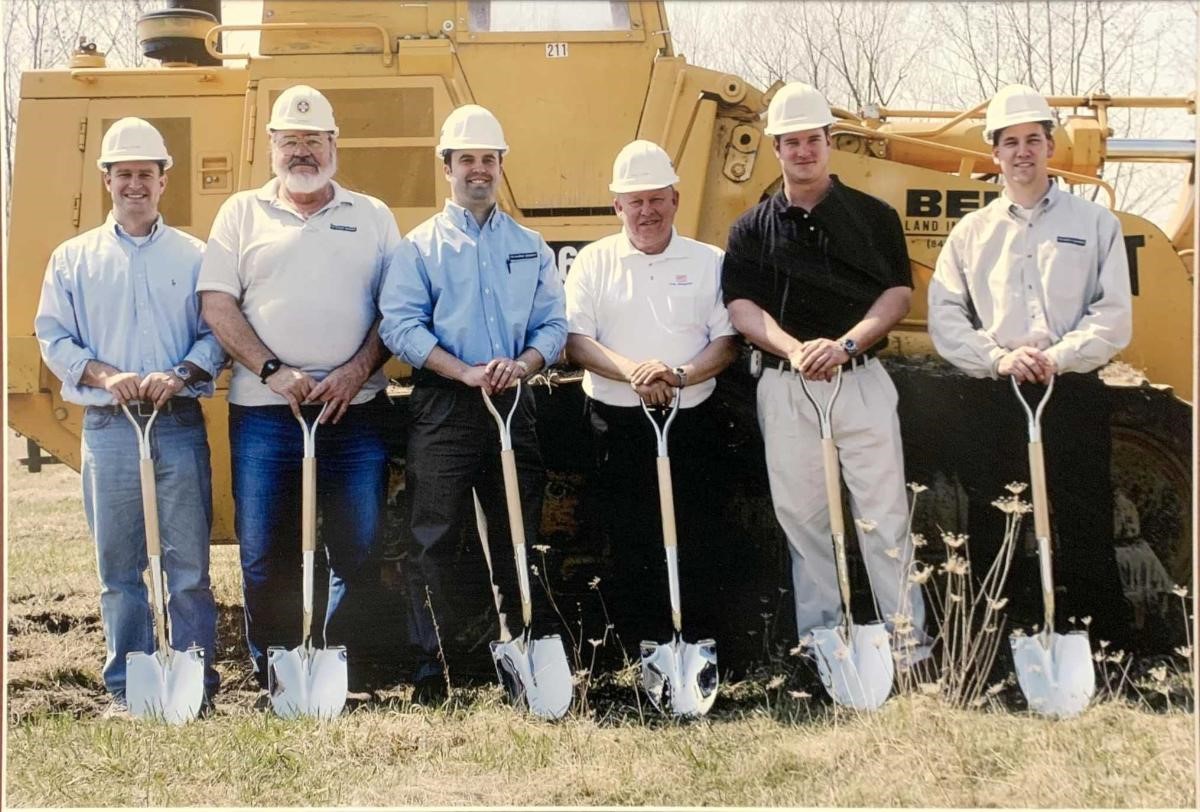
[{"x1": 721, "y1": 176, "x2": 912, "y2": 350}]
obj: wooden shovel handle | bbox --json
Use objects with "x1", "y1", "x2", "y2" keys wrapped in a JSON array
[
  {"x1": 822, "y1": 438, "x2": 844, "y2": 538},
  {"x1": 302, "y1": 457, "x2": 316, "y2": 554},
  {"x1": 500, "y1": 449, "x2": 532, "y2": 626},
  {"x1": 139, "y1": 458, "x2": 161, "y2": 558},
  {"x1": 656, "y1": 456, "x2": 678, "y2": 550},
  {"x1": 1027, "y1": 440, "x2": 1051, "y2": 543}
]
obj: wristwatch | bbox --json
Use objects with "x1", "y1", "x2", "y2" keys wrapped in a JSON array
[
  {"x1": 838, "y1": 337, "x2": 859, "y2": 358},
  {"x1": 172, "y1": 364, "x2": 194, "y2": 386},
  {"x1": 259, "y1": 358, "x2": 283, "y2": 383},
  {"x1": 673, "y1": 366, "x2": 688, "y2": 388}
]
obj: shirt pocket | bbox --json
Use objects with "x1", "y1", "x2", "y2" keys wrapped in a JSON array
[
  {"x1": 1038, "y1": 239, "x2": 1095, "y2": 319},
  {"x1": 502, "y1": 254, "x2": 540, "y2": 313},
  {"x1": 659, "y1": 290, "x2": 702, "y2": 332}
]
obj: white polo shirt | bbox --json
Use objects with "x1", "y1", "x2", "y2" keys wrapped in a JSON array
[
  {"x1": 197, "y1": 179, "x2": 402, "y2": 406},
  {"x1": 565, "y1": 228, "x2": 735, "y2": 408}
]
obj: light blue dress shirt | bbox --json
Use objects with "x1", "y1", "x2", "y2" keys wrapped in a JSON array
[
  {"x1": 35, "y1": 213, "x2": 225, "y2": 406},
  {"x1": 379, "y1": 200, "x2": 567, "y2": 369}
]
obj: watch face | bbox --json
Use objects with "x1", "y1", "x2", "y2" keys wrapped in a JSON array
[{"x1": 173, "y1": 365, "x2": 191, "y2": 380}]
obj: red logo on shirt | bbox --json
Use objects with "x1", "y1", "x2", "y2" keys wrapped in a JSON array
[{"x1": 671, "y1": 274, "x2": 692, "y2": 286}]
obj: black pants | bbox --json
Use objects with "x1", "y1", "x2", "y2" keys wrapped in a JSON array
[
  {"x1": 950, "y1": 372, "x2": 1135, "y2": 650},
  {"x1": 586, "y1": 396, "x2": 729, "y2": 654},
  {"x1": 404, "y1": 380, "x2": 551, "y2": 682}
]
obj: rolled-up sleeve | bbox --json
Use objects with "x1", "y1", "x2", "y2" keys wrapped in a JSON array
[
  {"x1": 523, "y1": 238, "x2": 568, "y2": 365},
  {"x1": 34, "y1": 250, "x2": 95, "y2": 385},
  {"x1": 1044, "y1": 211, "x2": 1132, "y2": 373},
  {"x1": 564, "y1": 246, "x2": 598, "y2": 339},
  {"x1": 196, "y1": 199, "x2": 243, "y2": 298},
  {"x1": 378, "y1": 239, "x2": 439, "y2": 368},
  {"x1": 928, "y1": 230, "x2": 1008, "y2": 378}
]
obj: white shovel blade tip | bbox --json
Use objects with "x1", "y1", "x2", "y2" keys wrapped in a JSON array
[
  {"x1": 812, "y1": 623, "x2": 894, "y2": 710},
  {"x1": 126, "y1": 650, "x2": 204, "y2": 724},
  {"x1": 1010, "y1": 633, "x2": 1096, "y2": 718}
]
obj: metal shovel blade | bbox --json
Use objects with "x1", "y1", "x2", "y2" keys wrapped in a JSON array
[
  {"x1": 812, "y1": 621, "x2": 894, "y2": 710},
  {"x1": 267, "y1": 644, "x2": 348, "y2": 720},
  {"x1": 126, "y1": 646, "x2": 205, "y2": 724},
  {"x1": 1010, "y1": 631, "x2": 1095, "y2": 718},
  {"x1": 639, "y1": 636, "x2": 719, "y2": 717},
  {"x1": 489, "y1": 634, "x2": 573, "y2": 719}
]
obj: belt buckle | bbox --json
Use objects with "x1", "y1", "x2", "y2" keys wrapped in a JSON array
[{"x1": 134, "y1": 400, "x2": 156, "y2": 418}]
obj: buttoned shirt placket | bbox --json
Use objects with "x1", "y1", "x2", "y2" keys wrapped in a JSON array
[
  {"x1": 117, "y1": 220, "x2": 166, "y2": 377},
  {"x1": 455, "y1": 207, "x2": 508, "y2": 358},
  {"x1": 1008, "y1": 197, "x2": 1053, "y2": 350}
]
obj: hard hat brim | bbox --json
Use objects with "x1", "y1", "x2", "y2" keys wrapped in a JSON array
[
  {"x1": 268, "y1": 124, "x2": 340, "y2": 137},
  {"x1": 436, "y1": 143, "x2": 509, "y2": 155},
  {"x1": 609, "y1": 179, "x2": 678, "y2": 194},
  {"x1": 764, "y1": 116, "x2": 837, "y2": 137},
  {"x1": 97, "y1": 156, "x2": 175, "y2": 171},
  {"x1": 983, "y1": 114, "x2": 1054, "y2": 144}
]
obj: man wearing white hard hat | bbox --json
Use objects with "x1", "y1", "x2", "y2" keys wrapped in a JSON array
[
  {"x1": 379, "y1": 104, "x2": 566, "y2": 700},
  {"x1": 35, "y1": 117, "x2": 224, "y2": 714},
  {"x1": 198, "y1": 85, "x2": 403, "y2": 695},
  {"x1": 722, "y1": 82, "x2": 929, "y2": 666},
  {"x1": 928, "y1": 83, "x2": 1135, "y2": 649},
  {"x1": 564, "y1": 140, "x2": 738, "y2": 659}
]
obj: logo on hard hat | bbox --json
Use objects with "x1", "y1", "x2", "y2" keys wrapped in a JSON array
[{"x1": 297, "y1": 100, "x2": 310, "y2": 114}]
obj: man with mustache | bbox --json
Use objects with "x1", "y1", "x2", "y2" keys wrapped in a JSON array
[
  {"x1": 563, "y1": 140, "x2": 738, "y2": 660},
  {"x1": 198, "y1": 85, "x2": 403, "y2": 698},
  {"x1": 722, "y1": 83, "x2": 929, "y2": 669},
  {"x1": 35, "y1": 118, "x2": 223, "y2": 715},
  {"x1": 379, "y1": 104, "x2": 566, "y2": 701},
  {"x1": 928, "y1": 84, "x2": 1134, "y2": 650}
]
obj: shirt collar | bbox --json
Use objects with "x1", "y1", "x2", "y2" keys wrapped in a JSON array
[
  {"x1": 257, "y1": 178, "x2": 352, "y2": 212},
  {"x1": 1002, "y1": 179, "x2": 1058, "y2": 217},
  {"x1": 442, "y1": 198, "x2": 503, "y2": 233},
  {"x1": 771, "y1": 174, "x2": 842, "y2": 216},
  {"x1": 615, "y1": 227, "x2": 681, "y2": 260},
  {"x1": 106, "y1": 211, "x2": 165, "y2": 245}
]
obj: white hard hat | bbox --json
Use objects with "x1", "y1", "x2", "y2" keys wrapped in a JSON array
[
  {"x1": 436, "y1": 104, "x2": 508, "y2": 156},
  {"x1": 983, "y1": 84, "x2": 1054, "y2": 143},
  {"x1": 764, "y1": 82, "x2": 835, "y2": 136},
  {"x1": 96, "y1": 117, "x2": 173, "y2": 171},
  {"x1": 609, "y1": 140, "x2": 679, "y2": 193},
  {"x1": 268, "y1": 85, "x2": 339, "y2": 136}
]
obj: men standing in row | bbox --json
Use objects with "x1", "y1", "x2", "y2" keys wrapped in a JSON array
[
  {"x1": 928, "y1": 83, "x2": 1135, "y2": 650},
  {"x1": 198, "y1": 86, "x2": 401, "y2": 694},
  {"x1": 35, "y1": 118, "x2": 223, "y2": 712},
  {"x1": 379, "y1": 105, "x2": 567, "y2": 700},
  {"x1": 565, "y1": 140, "x2": 737, "y2": 655},
  {"x1": 722, "y1": 83, "x2": 928, "y2": 662}
]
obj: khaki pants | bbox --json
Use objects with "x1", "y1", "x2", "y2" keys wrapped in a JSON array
[{"x1": 756, "y1": 360, "x2": 927, "y2": 644}]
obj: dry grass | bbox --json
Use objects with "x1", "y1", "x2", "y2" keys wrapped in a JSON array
[{"x1": 4, "y1": 431, "x2": 1197, "y2": 807}]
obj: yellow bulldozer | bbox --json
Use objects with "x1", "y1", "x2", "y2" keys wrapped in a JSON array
[{"x1": 7, "y1": 0, "x2": 1194, "y2": 672}]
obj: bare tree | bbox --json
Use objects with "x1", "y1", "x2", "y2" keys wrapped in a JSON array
[{"x1": 2, "y1": 0, "x2": 164, "y2": 216}]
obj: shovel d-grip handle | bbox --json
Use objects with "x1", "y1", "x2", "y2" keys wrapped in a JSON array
[
  {"x1": 123, "y1": 404, "x2": 171, "y2": 658},
  {"x1": 296, "y1": 403, "x2": 329, "y2": 648},
  {"x1": 642, "y1": 391, "x2": 684, "y2": 633},
  {"x1": 483, "y1": 382, "x2": 534, "y2": 628},
  {"x1": 1011, "y1": 375, "x2": 1056, "y2": 642}
]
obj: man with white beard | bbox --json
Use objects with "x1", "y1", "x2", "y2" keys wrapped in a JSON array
[{"x1": 198, "y1": 85, "x2": 403, "y2": 698}]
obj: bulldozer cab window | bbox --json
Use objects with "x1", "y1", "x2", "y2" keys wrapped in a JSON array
[{"x1": 467, "y1": 0, "x2": 631, "y2": 31}]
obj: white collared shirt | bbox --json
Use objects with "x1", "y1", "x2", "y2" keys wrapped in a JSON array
[
  {"x1": 197, "y1": 179, "x2": 402, "y2": 406},
  {"x1": 928, "y1": 183, "x2": 1132, "y2": 377},
  {"x1": 565, "y1": 228, "x2": 735, "y2": 407}
]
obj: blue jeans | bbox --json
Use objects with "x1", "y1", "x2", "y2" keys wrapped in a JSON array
[
  {"x1": 229, "y1": 399, "x2": 388, "y2": 687},
  {"x1": 80, "y1": 399, "x2": 219, "y2": 700}
]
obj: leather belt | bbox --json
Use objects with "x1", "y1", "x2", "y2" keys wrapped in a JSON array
[
  {"x1": 86, "y1": 397, "x2": 198, "y2": 416},
  {"x1": 761, "y1": 350, "x2": 876, "y2": 374}
]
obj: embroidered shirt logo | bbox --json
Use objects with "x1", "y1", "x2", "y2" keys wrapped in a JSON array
[
  {"x1": 1057, "y1": 236, "x2": 1086, "y2": 246},
  {"x1": 669, "y1": 274, "x2": 693, "y2": 287},
  {"x1": 330, "y1": 224, "x2": 357, "y2": 232}
]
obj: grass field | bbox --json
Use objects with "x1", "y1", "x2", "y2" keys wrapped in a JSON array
[{"x1": 4, "y1": 431, "x2": 1197, "y2": 807}]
